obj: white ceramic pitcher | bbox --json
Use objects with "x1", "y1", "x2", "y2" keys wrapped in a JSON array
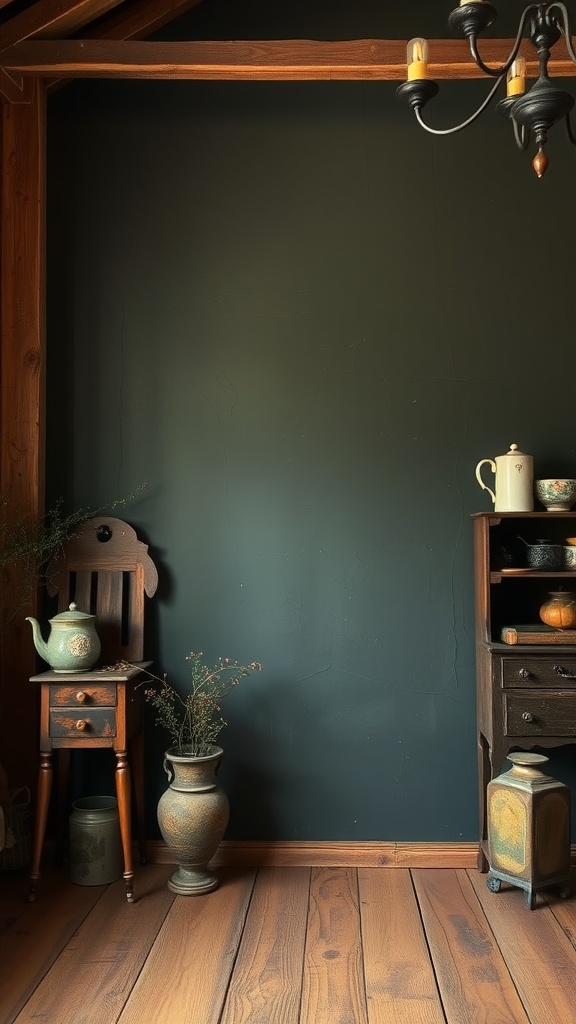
[{"x1": 475, "y1": 443, "x2": 534, "y2": 512}]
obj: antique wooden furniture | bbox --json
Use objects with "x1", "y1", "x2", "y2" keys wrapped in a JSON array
[
  {"x1": 473, "y1": 511, "x2": 576, "y2": 874},
  {"x1": 28, "y1": 516, "x2": 158, "y2": 902}
]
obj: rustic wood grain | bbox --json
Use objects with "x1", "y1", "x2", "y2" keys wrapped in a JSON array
[
  {"x1": 5, "y1": 865, "x2": 576, "y2": 1023},
  {"x1": 300, "y1": 866, "x2": 368, "y2": 1024},
  {"x1": 0, "y1": 869, "x2": 105, "y2": 1023},
  {"x1": 0, "y1": 0, "x2": 122, "y2": 50},
  {"x1": 77, "y1": 0, "x2": 205, "y2": 41},
  {"x1": 415, "y1": 869, "x2": 531, "y2": 1024},
  {"x1": 2, "y1": 38, "x2": 575, "y2": 81},
  {"x1": 158, "y1": 839, "x2": 479, "y2": 868},
  {"x1": 359, "y1": 868, "x2": 445, "y2": 1024},
  {"x1": 11, "y1": 865, "x2": 173, "y2": 1024},
  {"x1": 0, "y1": 78, "x2": 46, "y2": 791},
  {"x1": 220, "y1": 866, "x2": 310, "y2": 1024},
  {"x1": 468, "y1": 867, "x2": 576, "y2": 1024},
  {"x1": 546, "y1": 868, "x2": 576, "y2": 947},
  {"x1": 117, "y1": 868, "x2": 256, "y2": 1024}
]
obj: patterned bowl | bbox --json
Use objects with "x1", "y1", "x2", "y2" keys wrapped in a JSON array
[{"x1": 535, "y1": 479, "x2": 576, "y2": 511}]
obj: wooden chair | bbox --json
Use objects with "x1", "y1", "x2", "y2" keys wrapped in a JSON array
[{"x1": 28, "y1": 516, "x2": 158, "y2": 902}]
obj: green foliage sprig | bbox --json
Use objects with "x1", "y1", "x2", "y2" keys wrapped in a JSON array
[
  {"x1": 142, "y1": 652, "x2": 263, "y2": 757},
  {"x1": 0, "y1": 485, "x2": 147, "y2": 618}
]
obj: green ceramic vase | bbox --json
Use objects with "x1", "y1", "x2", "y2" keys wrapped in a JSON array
[{"x1": 157, "y1": 745, "x2": 229, "y2": 895}]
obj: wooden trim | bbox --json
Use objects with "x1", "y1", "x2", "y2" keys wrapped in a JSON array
[
  {"x1": 147, "y1": 840, "x2": 480, "y2": 868},
  {"x1": 146, "y1": 840, "x2": 576, "y2": 868},
  {"x1": 1, "y1": 37, "x2": 574, "y2": 81},
  {"x1": 0, "y1": 78, "x2": 46, "y2": 788}
]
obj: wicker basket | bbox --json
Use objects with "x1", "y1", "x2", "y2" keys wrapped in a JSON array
[{"x1": 0, "y1": 787, "x2": 32, "y2": 871}]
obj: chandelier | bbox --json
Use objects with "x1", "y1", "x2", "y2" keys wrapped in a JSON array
[{"x1": 396, "y1": 2, "x2": 576, "y2": 177}]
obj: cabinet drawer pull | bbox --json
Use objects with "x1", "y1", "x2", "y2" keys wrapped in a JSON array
[
  {"x1": 76, "y1": 691, "x2": 87, "y2": 703},
  {"x1": 518, "y1": 668, "x2": 530, "y2": 679},
  {"x1": 522, "y1": 711, "x2": 534, "y2": 723},
  {"x1": 75, "y1": 719, "x2": 88, "y2": 731},
  {"x1": 553, "y1": 665, "x2": 576, "y2": 680}
]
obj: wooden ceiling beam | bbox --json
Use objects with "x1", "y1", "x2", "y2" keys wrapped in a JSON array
[
  {"x1": 75, "y1": 0, "x2": 205, "y2": 42},
  {"x1": 0, "y1": 0, "x2": 125, "y2": 51},
  {"x1": 0, "y1": 37, "x2": 574, "y2": 80}
]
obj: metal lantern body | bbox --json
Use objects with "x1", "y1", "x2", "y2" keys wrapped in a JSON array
[{"x1": 487, "y1": 752, "x2": 571, "y2": 909}]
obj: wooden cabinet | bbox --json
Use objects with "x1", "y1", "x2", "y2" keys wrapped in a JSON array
[{"x1": 473, "y1": 511, "x2": 576, "y2": 871}]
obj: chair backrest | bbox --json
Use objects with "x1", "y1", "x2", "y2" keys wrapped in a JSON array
[{"x1": 45, "y1": 516, "x2": 158, "y2": 662}]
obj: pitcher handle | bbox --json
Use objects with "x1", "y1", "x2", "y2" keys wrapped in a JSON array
[
  {"x1": 163, "y1": 756, "x2": 174, "y2": 784},
  {"x1": 475, "y1": 459, "x2": 496, "y2": 505}
]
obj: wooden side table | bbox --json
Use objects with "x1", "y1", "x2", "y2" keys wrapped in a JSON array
[{"x1": 28, "y1": 663, "x2": 148, "y2": 902}]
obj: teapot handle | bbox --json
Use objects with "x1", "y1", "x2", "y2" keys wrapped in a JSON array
[{"x1": 475, "y1": 459, "x2": 496, "y2": 505}]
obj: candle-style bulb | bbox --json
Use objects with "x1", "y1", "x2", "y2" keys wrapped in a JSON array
[
  {"x1": 506, "y1": 57, "x2": 526, "y2": 97},
  {"x1": 407, "y1": 37, "x2": 429, "y2": 81}
]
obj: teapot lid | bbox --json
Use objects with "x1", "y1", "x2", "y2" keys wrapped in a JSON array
[
  {"x1": 49, "y1": 602, "x2": 95, "y2": 623},
  {"x1": 504, "y1": 443, "x2": 527, "y2": 456}
]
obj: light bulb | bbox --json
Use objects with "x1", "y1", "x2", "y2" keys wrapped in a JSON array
[
  {"x1": 506, "y1": 57, "x2": 527, "y2": 97},
  {"x1": 407, "y1": 38, "x2": 428, "y2": 81}
]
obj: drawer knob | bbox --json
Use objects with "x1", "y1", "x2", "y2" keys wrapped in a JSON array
[
  {"x1": 518, "y1": 668, "x2": 530, "y2": 680},
  {"x1": 553, "y1": 664, "x2": 576, "y2": 680},
  {"x1": 75, "y1": 719, "x2": 88, "y2": 731},
  {"x1": 76, "y1": 691, "x2": 87, "y2": 703},
  {"x1": 522, "y1": 711, "x2": 534, "y2": 723}
]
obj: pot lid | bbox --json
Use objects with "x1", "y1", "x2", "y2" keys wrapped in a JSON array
[
  {"x1": 504, "y1": 443, "x2": 527, "y2": 456},
  {"x1": 49, "y1": 602, "x2": 95, "y2": 623}
]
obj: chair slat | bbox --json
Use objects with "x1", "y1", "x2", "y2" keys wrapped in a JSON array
[{"x1": 44, "y1": 518, "x2": 157, "y2": 665}]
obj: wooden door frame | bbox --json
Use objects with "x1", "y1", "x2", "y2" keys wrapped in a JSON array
[{"x1": 0, "y1": 79, "x2": 45, "y2": 786}]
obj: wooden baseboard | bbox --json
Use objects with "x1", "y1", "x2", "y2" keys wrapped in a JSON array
[{"x1": 145, "y1": 840, "x2": 480, "y2": 868}]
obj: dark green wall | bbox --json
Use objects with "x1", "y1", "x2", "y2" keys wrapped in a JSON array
[{"x1": 46, "y1": 1, "x2": 576, "y2": 840}]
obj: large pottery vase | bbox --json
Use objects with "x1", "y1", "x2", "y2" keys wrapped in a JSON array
[{"x1": 157, "y1": 745, "x2": 229, "y2": 895}]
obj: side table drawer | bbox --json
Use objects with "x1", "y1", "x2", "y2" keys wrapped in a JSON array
[
  {"x1": 49, "y1": 684, "x2": 117, "y2": 706},
  {"x1": 50, "y1": 708, "x2": 117, "y2": 738},
  {"x1": 500, "y1": 658, "x2": 576, "y2": 689},
  {"x1": 504, "y1": 693, "x2": 576, "y2": 736}
]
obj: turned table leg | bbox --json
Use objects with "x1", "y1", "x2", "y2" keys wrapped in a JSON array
[
  {"x1": 115, "y1": 749, "x2": 134, "y2": 902},
  {"x1": 29, "y1": 751, "x2": 53, "y2": 901}
]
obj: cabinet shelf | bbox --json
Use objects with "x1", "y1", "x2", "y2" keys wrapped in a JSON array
[
  {"x1": 491, "y1": 570, "x2": 576, "y2": 582},
  {"x1": 473, "y1": 510, "x2": 576, "y2": 874}
]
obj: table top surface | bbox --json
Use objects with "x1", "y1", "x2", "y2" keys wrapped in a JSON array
[{"x1": 30, "y1": 661, "x2": 151, "y2": 683}]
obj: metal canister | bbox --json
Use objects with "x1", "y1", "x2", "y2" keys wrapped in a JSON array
[{"x1": 69, "y1": 795, "x2": 123, "y2": 885}]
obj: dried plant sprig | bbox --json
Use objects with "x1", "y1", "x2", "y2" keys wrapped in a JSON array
[
  {"x1": 0, "y1": 484, "x2": 148, "y2": 622},
  {"x1": 139, "y1": 652, "x2": 263, "y2": 756}
]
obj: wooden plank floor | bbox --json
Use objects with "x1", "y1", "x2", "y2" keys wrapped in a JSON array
[{"x1": 1, "y1": 863, "x2": 576, "y2": 1024}]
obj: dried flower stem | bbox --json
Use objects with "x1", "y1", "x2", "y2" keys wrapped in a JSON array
[{"x1": 138, "y1": 652, "x2": 263, "y2": 757}]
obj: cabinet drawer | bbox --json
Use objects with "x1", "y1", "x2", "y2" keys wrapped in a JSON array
[
  {"x1": 500, "y1": 658, "x2": 576, "y2": 689},
  {"x1": 49, "y1": 709, "x2": 116, "y2": 738},
  {"x1": 49, "y1": 684, "x2": 117, "y2": 707},
  {"x1": 504, "y1": 693, "x2": 576, "y2": 736}
]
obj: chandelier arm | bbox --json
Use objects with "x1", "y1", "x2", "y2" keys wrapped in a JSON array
[
  {"x1": 548, "y1": 3, "x2": 576, "y2": 64},
  {"x1": 469, "y1": 5, "x2": 539, "y2": 77},
  {"x1": 565, "y1": 110, "x2": 576, "y2": 144},
  {"x1": 512, "y1": 118, "x2": 530, "y2": 151},
  {"x1": 414, "y1": 75, "x2": 504, "y2": 135}
]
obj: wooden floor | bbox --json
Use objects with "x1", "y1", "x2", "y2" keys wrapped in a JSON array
[{"x1": 2, "y1": 862, "x2": 576, "y2": 1024}]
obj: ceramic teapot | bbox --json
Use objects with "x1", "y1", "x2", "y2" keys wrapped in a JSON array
[
  {"x1": 475, "y1": 443, "x2": 534, "y2": 512},
  {"x1": 26, "y1": 602, "x2": 101, "y2": 673}
]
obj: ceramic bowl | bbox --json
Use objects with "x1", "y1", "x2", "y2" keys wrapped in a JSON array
[
  {"x1": 535, "y1": 479, "x2": 576, "y2": 511},
  {"x1": 525, "y1": 542, "x2": 563, "y2": 569},
  {"x1": 565, "y1": 546, "x2": 576, "y2": 569}
]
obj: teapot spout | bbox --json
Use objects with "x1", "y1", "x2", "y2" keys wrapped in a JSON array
[{"x1": 25, "y1": 616, "x2": 48, "y2": 662}]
